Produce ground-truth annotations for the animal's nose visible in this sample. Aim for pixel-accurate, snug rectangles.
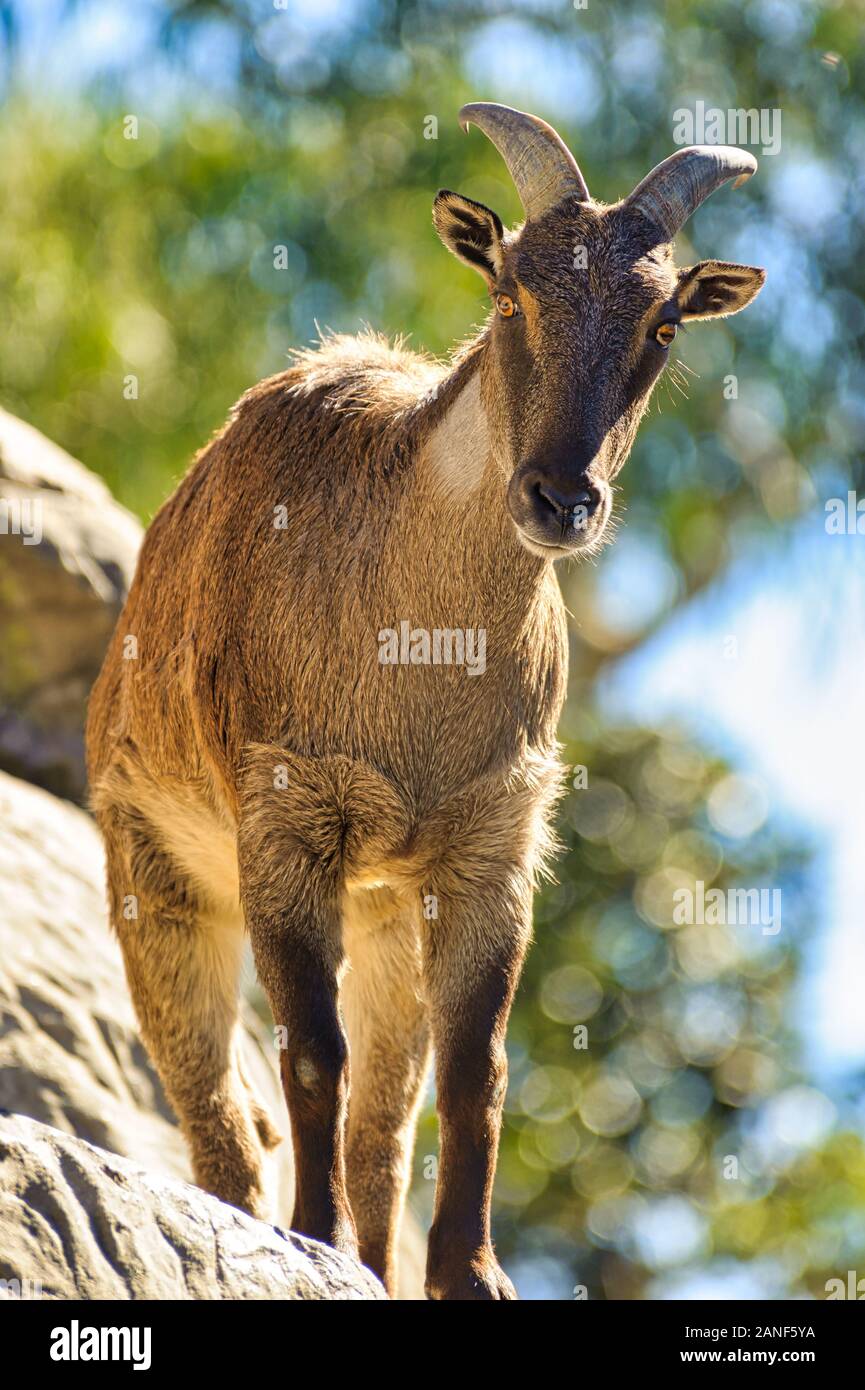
[533,479,602,522]
[507,463,608,552]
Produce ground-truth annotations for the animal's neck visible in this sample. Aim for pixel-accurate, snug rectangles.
[401,342,550,621]
[368,344,567,764]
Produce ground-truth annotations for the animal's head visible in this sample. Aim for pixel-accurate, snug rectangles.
[433,103,765,559]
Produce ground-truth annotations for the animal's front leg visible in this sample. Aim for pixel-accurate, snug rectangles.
[241,879,357,1253]
[251,915,357,1255]
[423,876,531,1301]
[237,741,414,1263]
[237,754,358,1258]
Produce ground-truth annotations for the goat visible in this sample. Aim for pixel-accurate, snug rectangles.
[86,103,764,1300]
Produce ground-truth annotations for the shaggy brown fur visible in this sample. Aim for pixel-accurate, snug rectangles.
[86,158,763,1299]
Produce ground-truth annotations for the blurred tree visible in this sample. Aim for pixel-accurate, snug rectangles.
[2,0,864,1298]
[414,718,825,1299]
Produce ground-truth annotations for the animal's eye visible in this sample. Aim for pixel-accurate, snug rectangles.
[654,321,677,347]
[495,293,518,318]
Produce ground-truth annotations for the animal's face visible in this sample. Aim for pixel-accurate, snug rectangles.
[433,107,765,559]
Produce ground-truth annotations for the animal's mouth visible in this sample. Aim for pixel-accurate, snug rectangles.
[512,497,612,561]
[516,533,581,560]
[516,532,604,561]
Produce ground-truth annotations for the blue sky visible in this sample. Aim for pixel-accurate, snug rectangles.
[600,516,865,1078]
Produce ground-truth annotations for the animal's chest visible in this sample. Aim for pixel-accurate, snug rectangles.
[281,607,566,805]
[254,539,569,859]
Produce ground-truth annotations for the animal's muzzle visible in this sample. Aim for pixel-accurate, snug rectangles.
[507,463,608,553]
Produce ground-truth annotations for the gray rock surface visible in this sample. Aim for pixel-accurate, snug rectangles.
[0,1113,386,1300]
[0,769,426,1298]
[0,407,142,801]
[0,769,292,1222]
[0,410,426,1299]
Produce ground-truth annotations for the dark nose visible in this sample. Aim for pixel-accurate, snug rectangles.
[534,479,602,523]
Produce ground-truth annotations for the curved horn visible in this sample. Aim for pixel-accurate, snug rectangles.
[459,102,589,220]
[625,145,758,240]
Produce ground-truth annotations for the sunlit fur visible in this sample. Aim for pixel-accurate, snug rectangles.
[86,173,763,1301]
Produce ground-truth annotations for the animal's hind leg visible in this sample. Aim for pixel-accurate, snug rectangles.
[100,816,273,1217]
[342,889,430,1296]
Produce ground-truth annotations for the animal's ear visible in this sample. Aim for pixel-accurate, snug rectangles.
[676,260,766,321]
[433,189,505,287]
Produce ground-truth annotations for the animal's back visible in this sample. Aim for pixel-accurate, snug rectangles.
[86,336,445,792]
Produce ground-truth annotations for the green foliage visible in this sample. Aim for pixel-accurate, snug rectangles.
[414,720,828,1298]
[3,0,864,1298]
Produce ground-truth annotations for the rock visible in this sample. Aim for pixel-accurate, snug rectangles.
[0,1114,386,1300]
[0,768,294,1222]
[0,411,427,1298]
[0,407,142,802]
[0,769,426,1297]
